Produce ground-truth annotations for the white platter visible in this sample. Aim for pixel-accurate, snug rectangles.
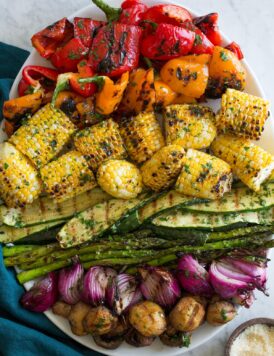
[1,1,274,355]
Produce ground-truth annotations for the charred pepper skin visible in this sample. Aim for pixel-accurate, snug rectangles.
[225,41,244,60]
[141,23,195,61]
[74,17,106,48]
[193,13,222,46]
[182,20,214,55]
[51,38,89,73]
[88,23,142,77]
[141,4,192,26]
[31,18,74,59]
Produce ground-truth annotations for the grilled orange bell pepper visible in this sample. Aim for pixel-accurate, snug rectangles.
[119,68,155,114]
[154,79,177,108]
[207,46,246,97]
[3,91,43,121]
[160,54,211,98]
[95,71,129,115]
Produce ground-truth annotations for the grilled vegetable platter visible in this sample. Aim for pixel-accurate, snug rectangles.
[1,0,274,353]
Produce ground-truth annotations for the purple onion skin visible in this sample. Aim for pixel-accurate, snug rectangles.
[177,255,213,297]
[82,267,117,306]
[58,262,84,305]
[209,261,251,299]
[20,272,58,312]
[216,261,254,284]
[225,258,267,291]
[209,258,268,299]
[107,273,142,315]
[140,267,181,307]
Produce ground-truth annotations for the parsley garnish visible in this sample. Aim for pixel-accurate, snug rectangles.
[220,51,229,61]
[221,308,228,321]
[182,334,191,348]
[184,164,191,173]
[194,34,202,46]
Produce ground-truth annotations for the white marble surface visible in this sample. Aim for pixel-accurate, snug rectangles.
[0,1,274,355]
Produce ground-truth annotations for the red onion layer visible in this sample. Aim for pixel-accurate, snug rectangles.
[58,262,84,304]
[107,273,142,314]
[139,266,180,307]
[20,272,58,312]
[82,266,117,306]
[177,255,213,297]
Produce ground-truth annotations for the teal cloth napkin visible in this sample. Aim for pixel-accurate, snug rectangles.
[0,42,102,356]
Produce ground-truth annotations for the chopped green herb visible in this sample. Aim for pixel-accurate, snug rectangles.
[221,308,228,321]
[220,51,229,61]
[194,34,202,46]
[77,19,84,29]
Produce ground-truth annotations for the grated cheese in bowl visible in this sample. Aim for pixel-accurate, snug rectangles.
[230,323,274,356]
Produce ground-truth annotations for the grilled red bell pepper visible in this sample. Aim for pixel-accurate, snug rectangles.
[119,0,148,25]
[69,60,98,97]
[17,65,59,96]
[141,4,192,26]
[225,41,244,60]
[141,23,195,61]
[193,13,222,46]
[31,18,74,59]
[192,29,214,55]
[74,17,106,48]
[51,38,89,72]
[52,73,105,107]
[92,0,147,25]
[88,23,142,77]
[182,20,214,55]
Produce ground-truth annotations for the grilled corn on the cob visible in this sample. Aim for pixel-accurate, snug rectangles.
[141,145,185,191]
[97,160,143,199]
[0,142,42,207]
[164,104,216,149]
[175,148,233,199]
[74,119,127,171]
[216,88,270,140]
[40,151,96,202]
[9,103,76,168]
[211,134,274,191]
[119,112,165,164]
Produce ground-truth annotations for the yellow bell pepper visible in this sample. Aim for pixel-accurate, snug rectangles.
[96,72,129,115]
[160,54,211,98]
[119,68,156,114]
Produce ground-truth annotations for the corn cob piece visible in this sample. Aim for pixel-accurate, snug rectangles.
[0,143,42,207]
[97,159,143,199]
[164,104,217,149]
[175,149,233,199]
[119,112,165,164]
[9,103,76,168]
[40,151,96,202]
[141,145,185,191]
[211,134,274,192]
[216,88,270,140]
[74,119,127,171]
